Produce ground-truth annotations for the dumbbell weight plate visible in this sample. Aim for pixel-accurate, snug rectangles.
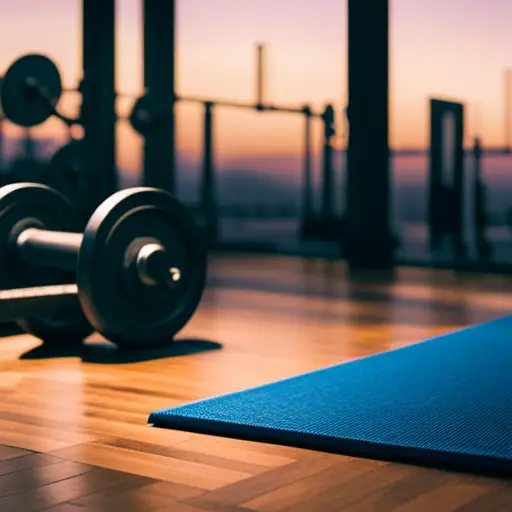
[0,183,93,342]
[17,286,93,344]
[0,54,63,128]
[0,183,77,289]
[43,141,89,223]
[77,188,207,347]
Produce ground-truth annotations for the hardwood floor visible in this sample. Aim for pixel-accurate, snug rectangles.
[0,254,511,511]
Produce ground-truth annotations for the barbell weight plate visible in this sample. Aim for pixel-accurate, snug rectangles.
[77,188,207,347]
[42,140,88,220]
[13,284,94,344]
[17,307,93,344]
[0,54,63,128]
[0,184,94,342]
[129,93,157,137]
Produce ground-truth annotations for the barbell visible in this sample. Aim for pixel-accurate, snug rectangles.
[0,53,157,132]
[0,54,166,203]
[0,183,207,347]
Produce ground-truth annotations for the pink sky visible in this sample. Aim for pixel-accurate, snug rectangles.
[1,0,511,173]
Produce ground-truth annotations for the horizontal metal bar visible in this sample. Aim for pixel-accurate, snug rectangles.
[175,94,321,116]
[0,284,79,323]
[337,148,512,156]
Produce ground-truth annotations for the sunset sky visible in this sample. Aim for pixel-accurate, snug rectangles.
[1,0,512,176]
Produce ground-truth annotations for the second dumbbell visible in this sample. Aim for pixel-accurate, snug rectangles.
[0,183,207,347]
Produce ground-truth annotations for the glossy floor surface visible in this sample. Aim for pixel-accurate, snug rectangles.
[1,254,512,511]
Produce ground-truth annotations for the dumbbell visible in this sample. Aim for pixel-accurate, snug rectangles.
[0,183,207,347]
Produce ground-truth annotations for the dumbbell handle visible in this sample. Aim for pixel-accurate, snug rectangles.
[15,227,182,287]
[0,284,78,323]
[16,228,82,271]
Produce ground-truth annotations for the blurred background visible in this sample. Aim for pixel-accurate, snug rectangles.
[1,0,512,269]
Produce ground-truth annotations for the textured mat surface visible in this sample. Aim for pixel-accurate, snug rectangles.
[149,316,512,475]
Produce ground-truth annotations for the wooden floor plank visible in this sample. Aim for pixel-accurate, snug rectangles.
[0,255,511,511]
[50,442,251,490]
[70,478,204,511]
[0,452,70,476]
[0,467,140,512]
[0,445,32,461]
[239,458,387,511]
[0,459,96,498]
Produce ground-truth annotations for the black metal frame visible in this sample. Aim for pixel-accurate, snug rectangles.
[4,0,510,275]
[428,99,465,259]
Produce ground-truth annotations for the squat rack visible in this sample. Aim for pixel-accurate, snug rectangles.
[82,0,337,243]
[2,0,395,269]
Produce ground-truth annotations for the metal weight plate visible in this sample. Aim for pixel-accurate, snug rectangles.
[77,188,207,347]
[18,306,93,344]
[0,183,93,343]
[0,183,77,289]
[15,285,93,344]
[42,141,88,218]
[0,54,63,127]
[129,93,159,137]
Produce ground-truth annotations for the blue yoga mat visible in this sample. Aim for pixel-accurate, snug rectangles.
[149,316,512,475]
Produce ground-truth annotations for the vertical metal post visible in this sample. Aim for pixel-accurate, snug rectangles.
[300,106,313,237]
[23,129,34,162]
[256,44,265,109]
[451,104,466,261]
[320,104,335,222]
[81,0,117,216]
[429,99,465,261]
[0,116,4,179]
[473,137,491,262]
[428,100,444,253]
[0,76,3,180]
[346,0,393,268]
[201,101,218,244]
[142,0,176,193]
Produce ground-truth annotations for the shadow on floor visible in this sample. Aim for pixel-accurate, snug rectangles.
[19,338,223,364]
[0,322,24,338]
